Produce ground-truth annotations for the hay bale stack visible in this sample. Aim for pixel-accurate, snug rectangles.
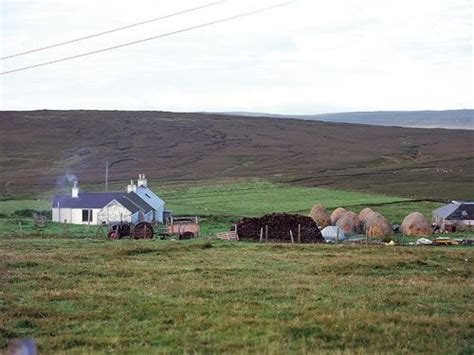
[331,207,347,224]
[336,211,361,234]
[364,212,393,237]
[401,212,432,236]
[309,204,332,228]
[358,207,374,224]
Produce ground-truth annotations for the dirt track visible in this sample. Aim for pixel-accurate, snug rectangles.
[1,110,473,199]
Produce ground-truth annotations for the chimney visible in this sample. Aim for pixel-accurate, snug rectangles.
[127,180,137,193]
[72,182,79,198]
[137,173,148,188]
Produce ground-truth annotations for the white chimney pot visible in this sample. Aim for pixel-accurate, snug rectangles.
[137,173,148,187]
[72,182,79,198]
[127,179,137,193]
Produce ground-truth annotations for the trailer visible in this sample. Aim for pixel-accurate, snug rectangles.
[160,216,200,239]
[107,214,200,241]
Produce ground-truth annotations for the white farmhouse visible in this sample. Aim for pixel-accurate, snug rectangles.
[52,174,165,225]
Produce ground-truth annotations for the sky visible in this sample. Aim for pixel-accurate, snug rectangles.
[0,0,472,114]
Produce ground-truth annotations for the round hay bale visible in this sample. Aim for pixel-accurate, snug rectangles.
[330,207,347,224]
[364,212,393,237]
[336,211,361,234]
[309,204,331,228]
[361,211,380,232]
[401,212,432,236]
[358,207,374,224]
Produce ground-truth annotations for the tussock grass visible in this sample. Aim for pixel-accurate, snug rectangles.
[1,238,473,353]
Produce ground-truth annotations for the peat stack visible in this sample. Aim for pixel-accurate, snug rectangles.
[237,213,323,243]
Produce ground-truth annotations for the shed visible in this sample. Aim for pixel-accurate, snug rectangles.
[433,201,474,232]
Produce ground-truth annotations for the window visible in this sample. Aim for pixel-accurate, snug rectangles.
[82,209,93,222]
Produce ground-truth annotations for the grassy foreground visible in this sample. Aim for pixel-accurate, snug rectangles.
[1,238,473,353]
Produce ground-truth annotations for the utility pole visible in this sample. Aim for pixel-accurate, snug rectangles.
[105,160,109,191]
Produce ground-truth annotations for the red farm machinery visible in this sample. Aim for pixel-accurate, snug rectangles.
[107,216,200,240]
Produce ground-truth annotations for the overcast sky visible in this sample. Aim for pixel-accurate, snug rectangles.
[0,0,472,113]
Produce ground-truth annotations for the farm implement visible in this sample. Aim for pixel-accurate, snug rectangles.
[107,216,200,240]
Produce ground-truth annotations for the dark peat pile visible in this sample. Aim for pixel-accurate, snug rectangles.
[237,213,323,243]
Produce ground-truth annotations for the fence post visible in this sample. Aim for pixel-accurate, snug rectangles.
[18,221,24,237]
[290,230,294,244]
[298,224,301,243]
[63,220,68,238]
[260,228,264,243]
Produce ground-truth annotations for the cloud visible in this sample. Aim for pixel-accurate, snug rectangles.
[0,0,472,113]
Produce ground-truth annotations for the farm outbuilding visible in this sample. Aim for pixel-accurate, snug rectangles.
[52,174,165,225]
[433,201,474,232]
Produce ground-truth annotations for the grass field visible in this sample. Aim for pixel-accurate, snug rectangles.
[0,180,459,241]
[2,181,473,353]
[1,238,473,353]
[0,180,444,239]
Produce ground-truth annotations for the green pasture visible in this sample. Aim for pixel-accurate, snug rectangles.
[0,180,446,239]
[1,239,473,353]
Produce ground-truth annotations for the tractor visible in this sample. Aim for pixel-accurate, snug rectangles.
[107,221,154,240]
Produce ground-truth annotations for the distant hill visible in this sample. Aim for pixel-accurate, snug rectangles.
[226,110,474,130]
[0,110,473,199]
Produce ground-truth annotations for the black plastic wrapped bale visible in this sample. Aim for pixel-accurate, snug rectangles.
[236,213,324,243]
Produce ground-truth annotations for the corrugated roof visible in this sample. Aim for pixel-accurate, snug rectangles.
[433,201,474,220]
[52,192,124,209]
[433,203,459,219]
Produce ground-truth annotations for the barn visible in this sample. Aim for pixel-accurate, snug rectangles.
[432,201,474,232]
[52,174,165,225]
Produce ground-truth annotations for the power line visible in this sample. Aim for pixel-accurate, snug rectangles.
[0,1,225,60]
[1,1,294,76]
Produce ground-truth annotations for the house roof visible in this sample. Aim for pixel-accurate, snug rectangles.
[52,192,125,209]
[135,186,165,211]
[118,193,154,213]
[433,201,474,220]
[114,197,140,214]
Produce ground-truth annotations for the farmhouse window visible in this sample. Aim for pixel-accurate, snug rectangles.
[82,209,93,222]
